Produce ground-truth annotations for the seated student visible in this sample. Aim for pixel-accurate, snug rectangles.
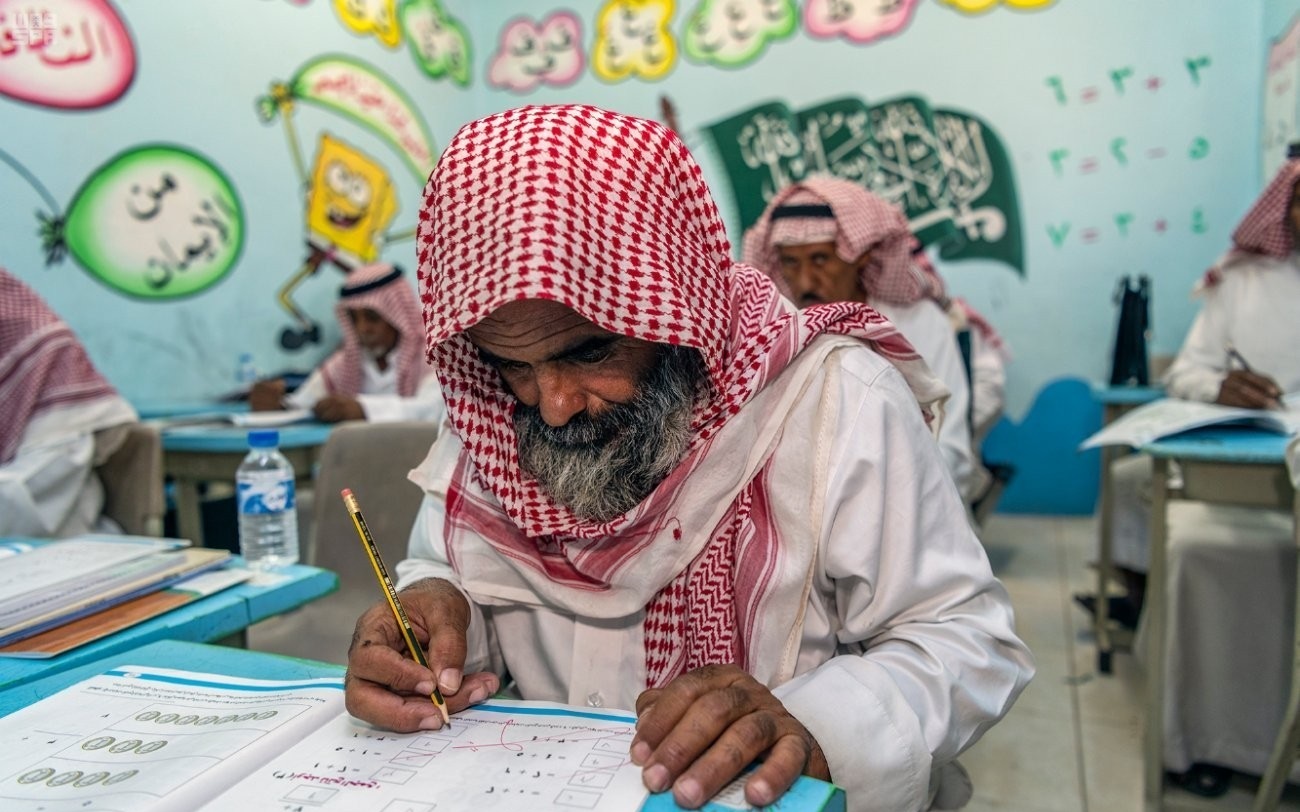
[740,177,982,503]
[0,268,139,537]
[250,263,445,424]
[1079,158,1300,632]
[1081,159,1300,796]
[344,104,1033,812]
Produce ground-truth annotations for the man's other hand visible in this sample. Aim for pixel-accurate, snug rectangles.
[631,664,830,810]
[344,577,498,732]
[1216,369,1283,409]
[313,395,366,422]
[248,379,286,411]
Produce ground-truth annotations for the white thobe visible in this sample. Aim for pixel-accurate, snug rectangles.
[397,346,1033,812]
[871,298,980,502]
[967,328,1006,446]
[0,397,137,537]
[286,356,446,424]
[1106,257,1300,776]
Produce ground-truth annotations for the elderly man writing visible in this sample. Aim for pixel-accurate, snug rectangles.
[345,105,1033,812]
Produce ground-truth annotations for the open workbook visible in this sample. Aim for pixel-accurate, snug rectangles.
[1080,394,1300,450]
[0,666,845,812]
[152,408,315,429]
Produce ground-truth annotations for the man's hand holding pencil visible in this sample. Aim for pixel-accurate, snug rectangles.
[344,576,500,731]
[1218,344,1283,409]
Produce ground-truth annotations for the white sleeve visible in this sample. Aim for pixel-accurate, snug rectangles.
[1163,292,1231,403]
[357,371,447,424]
[907,309,979,501]
[0,434,96,537]
[772,362,1033,811]
[395,431,494,676]
[969,333,1006,442]
[283,369,328,410]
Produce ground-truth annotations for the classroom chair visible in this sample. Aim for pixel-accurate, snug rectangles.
[246,420,440,663]
[98,423,165,537]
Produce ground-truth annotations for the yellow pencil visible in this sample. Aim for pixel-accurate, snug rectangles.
[341,488,450,726]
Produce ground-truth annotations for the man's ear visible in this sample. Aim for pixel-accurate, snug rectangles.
[853,250,872,272]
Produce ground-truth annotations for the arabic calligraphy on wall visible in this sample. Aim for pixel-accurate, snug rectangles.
[702,96,1024,275]
[0,0,135,109]
[30,145,245,299]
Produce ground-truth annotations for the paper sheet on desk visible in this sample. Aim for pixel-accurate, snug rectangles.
[204,699,651,812]
[154,408,313,430]
[1080,397,1300,450]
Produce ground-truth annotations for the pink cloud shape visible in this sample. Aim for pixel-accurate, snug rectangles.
[0,0,136,109]
[488,12,584,92]
[803,0,920,44]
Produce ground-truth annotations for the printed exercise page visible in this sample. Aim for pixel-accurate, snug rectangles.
[0,666,344,812]
[202,699,651,812]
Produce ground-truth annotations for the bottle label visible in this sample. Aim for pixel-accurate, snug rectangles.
[237,471,295,515]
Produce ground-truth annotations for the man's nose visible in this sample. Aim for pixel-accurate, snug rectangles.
[533,367,588,427]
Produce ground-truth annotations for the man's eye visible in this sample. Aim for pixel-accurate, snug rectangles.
[571,345,615,364]
[496,360,529,372]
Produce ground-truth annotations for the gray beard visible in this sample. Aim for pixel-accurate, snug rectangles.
[513,345,709,523]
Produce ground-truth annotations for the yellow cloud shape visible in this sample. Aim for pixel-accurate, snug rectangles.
[938,0,1054,14]
[333,0,401,48]
[592,0,677,82]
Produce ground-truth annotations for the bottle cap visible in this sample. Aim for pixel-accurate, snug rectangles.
[248,429,279,448]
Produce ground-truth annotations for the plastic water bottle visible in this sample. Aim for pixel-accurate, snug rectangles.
[236,353,258,387]
[236,430,300,570]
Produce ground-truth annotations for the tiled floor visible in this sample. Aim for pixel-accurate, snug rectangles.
[964,514,1300,812]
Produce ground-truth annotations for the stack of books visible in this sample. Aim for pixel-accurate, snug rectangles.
[0,535,240,658]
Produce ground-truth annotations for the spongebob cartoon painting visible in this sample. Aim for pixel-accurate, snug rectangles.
[277,134,399,348]
[258,56,436,349]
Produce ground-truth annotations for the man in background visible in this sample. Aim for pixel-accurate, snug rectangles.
[251,262,444,424]
[742,177,982,504]
[0,268,139,537]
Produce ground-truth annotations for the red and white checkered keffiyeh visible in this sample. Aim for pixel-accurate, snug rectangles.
[319,263,430,398]
[0,269,123,464]
[1201,159,1300,290]
[741,175,926,305]
[417,104,946,687]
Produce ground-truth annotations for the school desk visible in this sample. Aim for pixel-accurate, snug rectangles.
[1091,384,1165,674]
[0,556,338,694]
[0,640,846,811]
[162,422,334,547]
[1136,427,1297,812]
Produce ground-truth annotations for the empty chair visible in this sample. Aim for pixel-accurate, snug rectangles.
[247,420,440,662]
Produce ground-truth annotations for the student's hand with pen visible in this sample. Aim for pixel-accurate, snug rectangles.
[344,577,500,731]
[249,379,286,411]
[313,395,366,423]
[630,664,831,810]
[1216,369,1283,409]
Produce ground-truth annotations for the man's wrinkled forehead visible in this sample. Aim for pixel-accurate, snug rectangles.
[464,299,609,355]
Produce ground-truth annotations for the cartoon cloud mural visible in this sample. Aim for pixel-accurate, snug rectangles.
[401,0,470,86]
[938,0,1054,13]
[0,0,135,109]
[592,0,677,82]
[803,0,920,44]
[0,144,244,299]
[683,0,796,68]
[258,54,436,347]
[333,0,401,48]
[488,13,584,92]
